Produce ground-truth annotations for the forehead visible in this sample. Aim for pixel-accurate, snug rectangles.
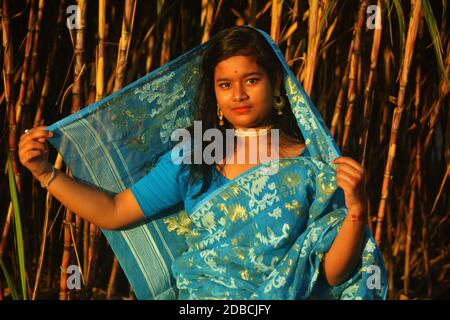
[214,55,265,79]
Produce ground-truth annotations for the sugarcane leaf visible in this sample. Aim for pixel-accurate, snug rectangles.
[393,0,406,54]
[0,257,19,300]
[7,152,28,300]
[318,0,337,38]
[421,0,450,88]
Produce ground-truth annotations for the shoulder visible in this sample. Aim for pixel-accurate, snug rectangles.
[166,140,193,165]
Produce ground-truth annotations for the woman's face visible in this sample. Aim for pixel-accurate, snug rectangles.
[214,55,275,129]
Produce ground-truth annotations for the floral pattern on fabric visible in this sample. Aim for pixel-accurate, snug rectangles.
[169,156,387,299]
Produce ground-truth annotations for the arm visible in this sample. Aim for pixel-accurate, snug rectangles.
[19,126,145,230]
[322,206,366,286]
[322,156,368,286]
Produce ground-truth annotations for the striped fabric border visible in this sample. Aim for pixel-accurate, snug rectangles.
[49,117,188,300]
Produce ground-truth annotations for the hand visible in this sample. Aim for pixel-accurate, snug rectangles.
[18,126,54,181]
[332,156,367,214]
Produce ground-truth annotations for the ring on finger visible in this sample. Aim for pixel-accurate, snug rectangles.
[25,129,31,135]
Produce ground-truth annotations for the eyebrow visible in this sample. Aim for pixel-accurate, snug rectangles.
[215,71,262,82]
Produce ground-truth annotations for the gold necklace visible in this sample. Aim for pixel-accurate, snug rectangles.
[234,125,273,137]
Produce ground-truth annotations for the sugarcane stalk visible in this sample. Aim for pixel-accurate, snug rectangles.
[20,0,45,133]
[330,39,354,138]
[34,0,66,127]
[3,0,21,194]
[74,215,82,267]
[375,0,422,244]
[361,0,383,167]
[81,205,89,282]
[159,16,172,66]
[106,256,119,299]
[412,16,433,298]
[14,0,36,125]
[270,0,284,44]
[283,0,298,62]
[46,203,57,291]
[378,48,394,144]
[303,0,319,95]
[201,0,214,44]
[145,31,155,74]
[95,0,106,101]
[59,190,73,299]
[113,0,136,92]
[385,201,395,295]
[32,155,63,300]
[248,0,257,27]
[71,0,86,113]
[106,0,137,297]
[403,170,416,296]
[417,142,433,298]
[86,222,100,293]
[341,0,368,153]
[422,38,450,153]
[82,0,105,294]
[59,0,86,300]
[0,203,13,258]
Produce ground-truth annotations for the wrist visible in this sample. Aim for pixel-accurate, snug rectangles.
[36,164,53,185]
[346,205,367,224]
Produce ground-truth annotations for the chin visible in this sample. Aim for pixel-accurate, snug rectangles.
[228,119,260,128]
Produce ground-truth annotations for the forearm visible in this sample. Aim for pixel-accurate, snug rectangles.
[322,207,366,286]
[36,166,119,230]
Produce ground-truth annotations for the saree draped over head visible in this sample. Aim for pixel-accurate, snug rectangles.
[46,26,387,300]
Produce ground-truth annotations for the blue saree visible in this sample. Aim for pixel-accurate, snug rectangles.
[45,26,387,299]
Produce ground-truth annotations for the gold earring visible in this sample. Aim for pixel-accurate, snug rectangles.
[273,90,285,115]
[217,104,224,126]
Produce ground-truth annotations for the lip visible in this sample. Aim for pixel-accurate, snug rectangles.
[232,106,251,113]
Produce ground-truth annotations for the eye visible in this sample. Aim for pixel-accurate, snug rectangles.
[218,82,230,89]
[246,78,259,85]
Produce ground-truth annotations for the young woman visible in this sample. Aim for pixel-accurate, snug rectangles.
[18,26,386,299]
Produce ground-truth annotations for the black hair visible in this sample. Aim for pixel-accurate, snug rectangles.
[178,26,304,199]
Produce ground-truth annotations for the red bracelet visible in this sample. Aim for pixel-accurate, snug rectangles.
[350,212,366,223]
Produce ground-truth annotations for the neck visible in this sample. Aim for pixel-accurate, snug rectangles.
[234,125,273,137]
[231,126,280,164]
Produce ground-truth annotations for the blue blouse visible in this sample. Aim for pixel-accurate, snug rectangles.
[130,147,310,219]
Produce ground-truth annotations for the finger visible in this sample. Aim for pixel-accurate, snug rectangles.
[21,141,47,154]
[20,126,49,139]
[333,156,362,170]
[19,129,53,147]
[23,127,53,141]
[336,164,363,178]
[20,148,46,163]
[336,171,357,186]
[332,157,364,173]
[23,150,45,163]
[336,177,354,191]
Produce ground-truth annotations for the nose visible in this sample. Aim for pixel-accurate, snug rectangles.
[232,83,248,101]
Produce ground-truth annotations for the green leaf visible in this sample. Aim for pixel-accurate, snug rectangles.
[7,152,28,300]
[317,0,337,38]
[393,0,406,55]
[0,257,19,300]
[421,0,450,88]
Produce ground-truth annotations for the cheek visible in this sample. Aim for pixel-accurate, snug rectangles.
[254,85,273,107]
[214,88,223,105]
[215,89,232,106]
